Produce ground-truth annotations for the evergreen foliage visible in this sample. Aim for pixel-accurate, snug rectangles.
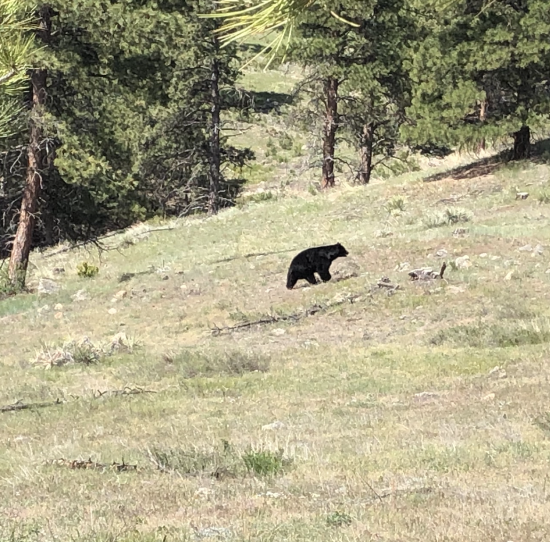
[289,0,412,184]
[0,0,253,256]
[404,0,550,159]
[0,0,37,139]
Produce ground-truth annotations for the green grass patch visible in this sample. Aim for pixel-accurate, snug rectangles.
[168,349,270,379]
[430,318,550,348]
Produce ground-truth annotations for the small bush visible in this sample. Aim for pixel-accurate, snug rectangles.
[266,138,278,158]
[385,195,406,214]
[33,337,103,367]
[308,183,319,196]
[108,331,140,354]
[445,207,473,224]
[148,440,243,477]
[237,191,275,207]
[423,207,472,229]
[279,133,294,151]
[242,447,291,476]
[534,412,550,435]
[174,349,270,379]
[77,262,99,278]
[32,332,139,368]
[149,441,291,478]
[326,511,353,528]
[292,142,303,157]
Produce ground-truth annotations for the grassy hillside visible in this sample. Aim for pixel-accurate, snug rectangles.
[3,45,550,540]
[2,140,550,540]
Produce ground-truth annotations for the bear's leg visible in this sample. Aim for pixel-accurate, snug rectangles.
[305,274,318,285]
[318,262,332,282]
[286,273,298,289]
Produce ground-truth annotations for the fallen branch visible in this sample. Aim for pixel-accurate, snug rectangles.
[93,386,156,398]
[134,226,174,235]
[47,457,138,472]
[2,386,156,414]
[42,235,115,259]
[375,277,400,293]
[0,398,64,413]
[211,297,360,336]
[212,313,301,335]
[437,194,464,204]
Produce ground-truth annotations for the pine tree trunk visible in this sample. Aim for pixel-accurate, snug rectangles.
[512,125,530,160]
[476,99,487,152]
[321,77,339,189]
[8,5,52,288]
[358,123,374,184]
[208,53,221,216]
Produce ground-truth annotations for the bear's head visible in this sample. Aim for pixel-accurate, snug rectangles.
[336,243,349,257]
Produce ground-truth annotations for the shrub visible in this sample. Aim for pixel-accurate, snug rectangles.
[148,440,243,477]
[537,190,550,204]
[77,262,99,278]
[423,207,472,228]
[384,195,406,214]
[326,511,353,528]
[242,447,291,476]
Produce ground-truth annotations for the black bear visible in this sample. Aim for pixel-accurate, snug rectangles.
[286,243,349,290]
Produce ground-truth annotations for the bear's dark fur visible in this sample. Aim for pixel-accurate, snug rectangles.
[286,243,349,290]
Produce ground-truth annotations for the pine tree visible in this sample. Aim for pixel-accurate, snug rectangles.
[1,0,253,271]
[0,0,37,140]
[405,0,550,159]
[7,4,52,288]
[289,2,352,188]
[290,0,411,186]
[338,0,411,184]
[138,0,253,216]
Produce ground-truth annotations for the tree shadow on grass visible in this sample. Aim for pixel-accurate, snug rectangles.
[423,138,550,184]
[423,150,509,183]
[226,88,295,114]
[532,138,550,164]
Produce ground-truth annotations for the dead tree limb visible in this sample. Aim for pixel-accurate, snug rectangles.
[93,387,156,398]
[211,297,360,336]
[47,457,137,472]
[0,398,64,413]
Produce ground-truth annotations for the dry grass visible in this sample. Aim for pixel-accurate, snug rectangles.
[2,153,550,541]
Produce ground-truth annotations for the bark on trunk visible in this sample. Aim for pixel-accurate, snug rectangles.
[476,99,487,153]
[512,125,530,160]
[321,77,339,189]
[208,53,221,216]
[358,123,374,184]
[8,6,52,288]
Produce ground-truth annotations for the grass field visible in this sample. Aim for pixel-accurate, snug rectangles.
[2,147,550,541]
[3,54,550,540]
